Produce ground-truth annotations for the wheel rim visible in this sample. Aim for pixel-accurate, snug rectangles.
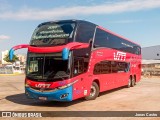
[128,78,131,86]
[132,78,135,85]
[90,85,96,97]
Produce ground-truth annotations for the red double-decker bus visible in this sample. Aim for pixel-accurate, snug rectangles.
[9,20,141,101]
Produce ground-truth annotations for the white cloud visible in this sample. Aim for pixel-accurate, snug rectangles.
[0,0,160,20]
[110,19,143,24]
[0,35,10,40]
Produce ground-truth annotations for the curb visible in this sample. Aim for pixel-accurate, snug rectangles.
[0,74,24,76]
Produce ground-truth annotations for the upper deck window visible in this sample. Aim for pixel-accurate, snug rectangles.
[30,22,75,46]
[94,28,141,55]
[75,22,96,43]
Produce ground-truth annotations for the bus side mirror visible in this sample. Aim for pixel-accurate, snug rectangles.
[9,44,29,60]
[62,48,69,60]
[9,48,14,60]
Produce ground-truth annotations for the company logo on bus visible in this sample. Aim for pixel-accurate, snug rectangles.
[114,51,126,61]
[35,84,51,88]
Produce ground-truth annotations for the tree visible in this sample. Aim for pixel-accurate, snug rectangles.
[3,53,19,63]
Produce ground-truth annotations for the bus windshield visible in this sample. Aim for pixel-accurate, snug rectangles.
[30,22,75,46]
[26,53,70,81]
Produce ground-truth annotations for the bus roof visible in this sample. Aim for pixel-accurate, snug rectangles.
[38,19,97,27]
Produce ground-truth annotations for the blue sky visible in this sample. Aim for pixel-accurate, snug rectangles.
[0,0,160,58]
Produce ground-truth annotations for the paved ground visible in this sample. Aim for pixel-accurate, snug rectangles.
[0,75,160,120]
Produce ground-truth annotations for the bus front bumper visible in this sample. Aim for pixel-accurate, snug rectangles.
[25,86,73,101]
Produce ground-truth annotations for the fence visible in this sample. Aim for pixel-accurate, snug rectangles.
[142,63,160,78]
[0,67,13,74]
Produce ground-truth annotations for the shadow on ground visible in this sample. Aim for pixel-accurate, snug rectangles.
[5,93,84,107]
[5,86,128,107]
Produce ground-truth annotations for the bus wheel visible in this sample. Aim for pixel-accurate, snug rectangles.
[131,76,135,87]
[127,77,131,88]
[85,82,99,100]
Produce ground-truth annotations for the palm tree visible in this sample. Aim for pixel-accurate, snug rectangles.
[3,53,19,63]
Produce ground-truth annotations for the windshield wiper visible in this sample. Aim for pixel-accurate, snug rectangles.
[49,72,69,80]
[54,74,65,80]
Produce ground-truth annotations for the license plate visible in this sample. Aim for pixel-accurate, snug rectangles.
[39,97,47,100]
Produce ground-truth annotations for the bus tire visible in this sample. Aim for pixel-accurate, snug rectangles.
[127,77,132,88]
[131,76,136,87]
[85,82,99,100]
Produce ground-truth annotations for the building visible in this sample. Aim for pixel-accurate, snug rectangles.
[1,50,26,64]
[1,50,26,74]
[17,54,26,63]
[142,45,160,60]
[1,50,11,65]
[142,45,160,76]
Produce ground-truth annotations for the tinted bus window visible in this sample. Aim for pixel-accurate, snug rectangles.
[93,60,129,75]
[94,28,141,55]
[94,29,109,48]
[76,22,95,43]
[93,61,111,74]
[111,61,129,73]
[73,58,84,76]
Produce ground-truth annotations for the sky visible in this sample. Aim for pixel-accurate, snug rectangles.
[0,0,160,59]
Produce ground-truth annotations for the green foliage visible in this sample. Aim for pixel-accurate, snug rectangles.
[3,53,19,63]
